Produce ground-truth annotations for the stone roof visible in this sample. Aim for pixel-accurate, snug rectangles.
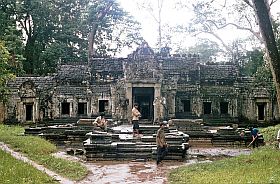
[200,64,238,84]
[56,64,90,85]
[7,77,54,93]
[54,86,89,96]
[90,58,124,83]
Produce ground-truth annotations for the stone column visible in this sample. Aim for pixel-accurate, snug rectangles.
[126,83,132,122]
[154,84,161,121]
[169,91,176,118]
[111,88,116,119]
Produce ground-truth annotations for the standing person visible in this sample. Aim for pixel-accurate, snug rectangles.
[93,112,108,131]
[249,127,259,148]
[132,103,141,137]
[156,122,168,165]
[277,129,280,149]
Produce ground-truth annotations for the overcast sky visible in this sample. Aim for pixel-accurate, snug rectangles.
[117,0,280,56]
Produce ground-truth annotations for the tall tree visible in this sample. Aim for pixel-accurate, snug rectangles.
[136,0,165,50]
[14,0,90,74]
[87,0,114,60]
[175,0,266,63]
[175,38,222,63]
[0,41,15,102]
[87,0,143,60]
[240,49,265,76]
[250,0,280,114]
[0,0,25,75]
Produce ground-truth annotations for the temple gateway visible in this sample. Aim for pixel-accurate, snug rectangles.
[1,44,278,124]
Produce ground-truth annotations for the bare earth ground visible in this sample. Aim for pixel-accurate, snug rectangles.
[0,142,252,184]
[54,147,252,184]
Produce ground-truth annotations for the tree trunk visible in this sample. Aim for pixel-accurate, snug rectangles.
[24,36,36,74]
[252,0,280,115]
[88,29,95,62]
[87,1,113,62]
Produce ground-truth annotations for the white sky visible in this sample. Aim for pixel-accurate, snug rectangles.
[117,0,280,56]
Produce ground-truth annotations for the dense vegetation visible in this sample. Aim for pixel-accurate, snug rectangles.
[0,125,88,181]
[169,124,280,184]
[0,0,142,75]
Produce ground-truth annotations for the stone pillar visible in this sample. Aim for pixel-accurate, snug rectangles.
[126,83,132,122]
[111,88,116,119]
[153,84,161,121]
[169,91,176,118]
[34,100,38,123]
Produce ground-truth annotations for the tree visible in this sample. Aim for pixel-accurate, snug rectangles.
[240,49,265,76]
[13,0,90,74]
[136,0,165,50]
[87,0,143,60]
[1,0,142,75]
[175,38,223,63]
[174,0,267,63]
[0,41,15,102]
[0,0,25,75]
[250,0,280,114]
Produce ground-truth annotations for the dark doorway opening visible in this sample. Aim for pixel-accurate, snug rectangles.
[78,103,87,115]
[26,104,33,121]
[203,102,211,114]
[61,102,70,115]
[99,100,108,113]
[220,102,229,114]
[182,100,191,112]
[133,87,154,120]
[258,103,265,120]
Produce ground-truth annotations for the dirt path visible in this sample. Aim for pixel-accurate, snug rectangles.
[54,151,186,184]
[0,142,74,184]
[53,147,252,184]
[0,142,252,184]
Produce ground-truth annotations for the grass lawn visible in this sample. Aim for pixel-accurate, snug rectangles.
[169,125,280,184]
[0,149,58,184]
[0,124,88,181]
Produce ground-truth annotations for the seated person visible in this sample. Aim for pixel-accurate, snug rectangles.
[93,112,107,131]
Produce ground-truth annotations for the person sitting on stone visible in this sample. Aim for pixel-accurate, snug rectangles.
[93,112,107,131]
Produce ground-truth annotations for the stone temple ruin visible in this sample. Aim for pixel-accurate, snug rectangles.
[1,43,278,124]
[0,43,270,160]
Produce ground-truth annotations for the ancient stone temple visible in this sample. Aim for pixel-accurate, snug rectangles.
[1,43,278,124]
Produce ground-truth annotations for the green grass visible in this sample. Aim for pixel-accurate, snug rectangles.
[169,124,280,184]
[0,149,58,184]
[0,124,88,181]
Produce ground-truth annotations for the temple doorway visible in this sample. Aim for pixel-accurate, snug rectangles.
[132,87,154,120]
[25,104,33,121]
[257,103,266,121]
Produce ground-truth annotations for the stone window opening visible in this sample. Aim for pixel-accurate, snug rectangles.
[78,103,87,115]
[203,102,211,114]
[220,102,229,114]
[61,102,70,115]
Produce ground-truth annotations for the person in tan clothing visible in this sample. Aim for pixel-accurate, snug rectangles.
[93,112,107,131]
[156,122,168,165]
[132,103,141,137]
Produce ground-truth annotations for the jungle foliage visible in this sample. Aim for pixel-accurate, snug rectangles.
[0,0,142,75]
